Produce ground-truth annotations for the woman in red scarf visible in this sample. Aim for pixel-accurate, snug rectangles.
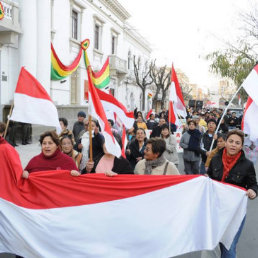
[207,129,257,258]
[23,131,78,178]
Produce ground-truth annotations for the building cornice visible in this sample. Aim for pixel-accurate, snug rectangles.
[124,26,152,54]
[98,0,130,21]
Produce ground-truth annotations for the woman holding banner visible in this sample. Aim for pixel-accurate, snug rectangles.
[22,131,78,178]
[207,129,257,258]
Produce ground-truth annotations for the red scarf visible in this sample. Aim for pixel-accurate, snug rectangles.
[221,148,241,182]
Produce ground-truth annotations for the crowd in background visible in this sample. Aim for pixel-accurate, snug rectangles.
[1,104,258,258]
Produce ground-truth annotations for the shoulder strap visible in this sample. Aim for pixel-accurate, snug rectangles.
[163,161,169,175]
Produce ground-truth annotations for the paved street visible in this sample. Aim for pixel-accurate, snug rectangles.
[1,142,258,258]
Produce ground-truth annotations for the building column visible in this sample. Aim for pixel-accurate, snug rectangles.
[37,0,51,93]
[19,0,37,76]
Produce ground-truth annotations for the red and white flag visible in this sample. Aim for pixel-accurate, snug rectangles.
[87,69,121,157]
[94,87,135,129]
[242,97,258,141]
[241,65,258,140]
[146,109,153,120]
[121,124,127,158]
[10,67,61,131]
[0,145,247,258]
[169,65,187,124]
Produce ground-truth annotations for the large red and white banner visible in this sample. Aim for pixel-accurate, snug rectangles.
[0,142,247,258]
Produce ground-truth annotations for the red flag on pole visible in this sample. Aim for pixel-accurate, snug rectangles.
[169,65,187,125]
[146,109,152,120]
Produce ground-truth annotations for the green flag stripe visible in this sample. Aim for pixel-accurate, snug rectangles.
[94,76,110,89]
[51,65,66,80]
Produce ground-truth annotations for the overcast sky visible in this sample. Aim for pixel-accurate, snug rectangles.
[119,0,255,92]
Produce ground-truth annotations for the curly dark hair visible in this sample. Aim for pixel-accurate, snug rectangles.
[39,131,60,146]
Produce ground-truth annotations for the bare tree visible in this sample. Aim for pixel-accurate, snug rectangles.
[150,61,171,109]
[181,83,192,101]
[133,56,153,111]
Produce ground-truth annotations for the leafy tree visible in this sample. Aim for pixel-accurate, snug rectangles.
[207,5,258,102]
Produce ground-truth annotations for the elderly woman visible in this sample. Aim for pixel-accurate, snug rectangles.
[134,137,179,175]
[60,136,82,169]
[207,129,258,258]
[180,119,201,174]
[126,128,147,169]
[23,131,78,178]
[160,124,179,168]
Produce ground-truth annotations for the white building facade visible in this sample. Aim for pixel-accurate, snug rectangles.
[0,0,152,122]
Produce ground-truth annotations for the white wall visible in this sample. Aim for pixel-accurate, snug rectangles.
[1,0,152,114]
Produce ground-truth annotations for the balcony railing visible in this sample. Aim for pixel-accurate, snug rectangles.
[0,0,21,34]
[109,55,127,75]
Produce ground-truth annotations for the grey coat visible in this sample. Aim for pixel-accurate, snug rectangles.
[179,131,200,162]
[163,135,179,165]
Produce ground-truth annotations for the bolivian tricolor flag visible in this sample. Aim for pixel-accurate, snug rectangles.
[83,50,110,89]
[51,43,82,80]
[0,2,4,20]
[147,92,153,99]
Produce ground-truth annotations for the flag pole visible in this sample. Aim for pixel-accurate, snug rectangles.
[168,103,171,133]
[88,115,93,162]
[85,50,93,162]
[3,104,14,139]
[209,84,244,151]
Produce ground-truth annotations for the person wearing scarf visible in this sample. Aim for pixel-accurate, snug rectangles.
[134,137,179,175]
[207,129,257,258]
[23,131,78,178]
[60,136,82,169]
[180,119,201,174]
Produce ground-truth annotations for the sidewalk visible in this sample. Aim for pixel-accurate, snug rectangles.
[16,142,41,168]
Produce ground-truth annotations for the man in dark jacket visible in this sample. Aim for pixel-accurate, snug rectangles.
[73,111,86,142]
[150,118,167,138]
[146,114,158,130]
[199,119,217,174]
[228,112,238,129]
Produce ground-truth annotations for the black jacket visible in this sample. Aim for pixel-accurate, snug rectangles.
[200,132,217,163]
[72,121,84,142]
[150,125,162,138]
[207,148,258,193]
[126,139,146,169]
[82,155,133,174]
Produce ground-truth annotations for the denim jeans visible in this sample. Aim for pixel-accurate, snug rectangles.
[199,161,206,175]
[219,217,246,258]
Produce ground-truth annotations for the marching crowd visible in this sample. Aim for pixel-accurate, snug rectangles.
[0,105,257,258]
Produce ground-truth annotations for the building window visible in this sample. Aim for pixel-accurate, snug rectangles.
[71,70,79,104]
[94,24,100,49]
[128,51,131,69]
[72,10,78,40]
[111,36,116,54]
